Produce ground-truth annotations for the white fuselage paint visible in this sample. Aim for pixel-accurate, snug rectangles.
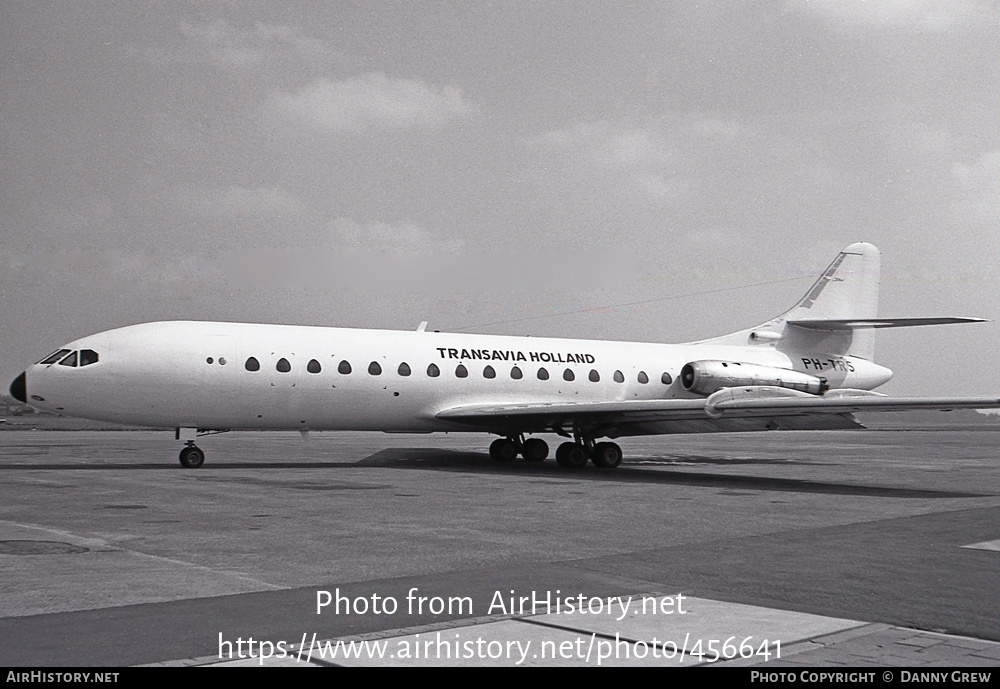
[24,321,893,432]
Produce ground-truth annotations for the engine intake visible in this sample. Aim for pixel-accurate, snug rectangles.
[680,360,827,396]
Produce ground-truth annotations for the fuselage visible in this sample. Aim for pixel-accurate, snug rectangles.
[19,320,893,432]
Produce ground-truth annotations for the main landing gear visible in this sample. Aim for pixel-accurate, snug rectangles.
[555,440,622,469]
[489,436,549,462]
[489,435,623,469]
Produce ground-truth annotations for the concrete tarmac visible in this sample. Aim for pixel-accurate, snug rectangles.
[1,428,998,667]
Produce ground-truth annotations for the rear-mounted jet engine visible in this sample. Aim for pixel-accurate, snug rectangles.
[680,360,828,396]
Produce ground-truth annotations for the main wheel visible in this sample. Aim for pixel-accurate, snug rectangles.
[489,438,518,462]
[555,442,588,468]
[521,438,549,462]
[179,445,205,469]
[591,442,623,469]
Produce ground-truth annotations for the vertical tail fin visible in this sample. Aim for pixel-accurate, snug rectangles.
[696,242,882,359]
[780,242,881,360]
[783,242,881,321]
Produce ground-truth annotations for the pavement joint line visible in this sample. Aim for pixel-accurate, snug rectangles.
[806,622,892,646]
[142,610,559,667]
[895,627,1000,647]
[139,591,689,667]
[514,616,714,664]
[713,624,887,667]
[714,640,823,667]
[0,518,285,593]
[716,624,1000,668]
[145,593,893,667]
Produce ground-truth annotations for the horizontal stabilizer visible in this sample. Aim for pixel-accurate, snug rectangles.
[788,317,988,331]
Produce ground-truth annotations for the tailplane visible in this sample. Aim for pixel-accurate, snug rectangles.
[696,242,986,359]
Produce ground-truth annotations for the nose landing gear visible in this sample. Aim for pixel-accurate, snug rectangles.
[175,428,228,468]
[179,443,205,468]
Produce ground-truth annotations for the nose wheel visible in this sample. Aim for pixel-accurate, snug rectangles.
[179,443,205,469]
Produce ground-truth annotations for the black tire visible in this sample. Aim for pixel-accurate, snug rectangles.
[555,442,587,468]
[591,442,623,469]
[521,438,549,462]
[489,438,517,462]
[179,446,205,469]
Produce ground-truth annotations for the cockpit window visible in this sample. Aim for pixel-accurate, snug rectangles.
[39,349,71,365]
[58,351,78,367]
[79,350,99,367]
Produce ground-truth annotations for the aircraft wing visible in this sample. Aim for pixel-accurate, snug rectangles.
[436,398,709,426]
[702,388,1000,416]
[434,388,1000,437]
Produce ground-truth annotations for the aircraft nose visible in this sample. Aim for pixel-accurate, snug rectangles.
[10,371,26,403]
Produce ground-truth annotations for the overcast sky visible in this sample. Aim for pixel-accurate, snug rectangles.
[2,1,998,397]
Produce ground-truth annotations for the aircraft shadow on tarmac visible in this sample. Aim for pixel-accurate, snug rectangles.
[349,448,984,499]
[0,448,985,499]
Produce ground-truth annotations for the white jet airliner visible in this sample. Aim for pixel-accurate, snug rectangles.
[9,242,999,469]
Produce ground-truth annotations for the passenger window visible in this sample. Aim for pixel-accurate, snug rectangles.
[537,367,549,380]
[338,360,352,375]
[483,365,496,379]
[38,349,70,365]
[563,368,575,381]
[307,359,322,374]
[427,363,440,377]
[277,358,291,373]
[245,357,260,371]
[613,370,625,383]
[79,350,99,367]
[58,351,78,367]
[661,372,672,385]
[398,362,411,376]
[511,366,523,380]
[456,364,468,378]
[638,371,649,384]
[368,361,382,375]
[589,369,600,382]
